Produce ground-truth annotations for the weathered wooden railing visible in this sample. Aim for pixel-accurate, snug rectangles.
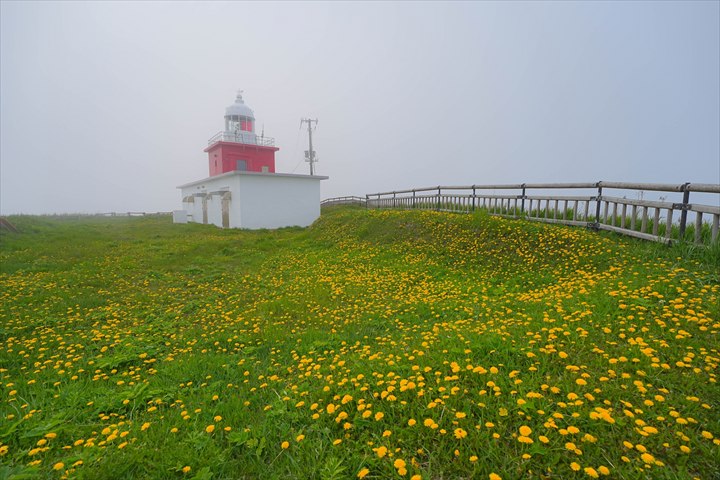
[321,196,367,207]
[362,182,720,245]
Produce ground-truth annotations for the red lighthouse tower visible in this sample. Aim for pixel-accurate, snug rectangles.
[205,91,279,176]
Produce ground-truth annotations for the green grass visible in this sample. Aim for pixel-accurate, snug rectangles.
[0,209,718,479]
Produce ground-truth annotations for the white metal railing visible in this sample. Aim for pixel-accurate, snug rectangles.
[361,182,720,246]
[207,131,275,147]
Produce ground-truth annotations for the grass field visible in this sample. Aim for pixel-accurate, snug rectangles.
[1,208,718,479]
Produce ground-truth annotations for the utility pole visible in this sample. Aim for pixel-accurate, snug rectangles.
[301,118,318,175]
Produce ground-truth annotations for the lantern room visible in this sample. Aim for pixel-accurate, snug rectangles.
[204,91,279,176]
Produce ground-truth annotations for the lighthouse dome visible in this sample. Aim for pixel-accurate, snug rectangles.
[225,91,255,119]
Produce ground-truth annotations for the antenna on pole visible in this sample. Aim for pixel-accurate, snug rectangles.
[301,118,318,175]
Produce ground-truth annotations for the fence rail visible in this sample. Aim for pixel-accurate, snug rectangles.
[349,181,720,246]
[321,196,367,207]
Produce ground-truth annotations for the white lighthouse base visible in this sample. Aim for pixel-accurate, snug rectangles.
[177,171,328,230]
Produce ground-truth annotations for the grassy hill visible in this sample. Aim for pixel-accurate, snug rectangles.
[1,209,718,479]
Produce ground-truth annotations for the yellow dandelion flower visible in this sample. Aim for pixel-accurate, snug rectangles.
[454,428,467,439]
[53,462,64,471]
[640,453,655,464]
[281,441,290,449]
[584,467,599,478]
[182,466,191,474]
[357,468,370,479]
[519,425,532,436]
[205,425,215,434]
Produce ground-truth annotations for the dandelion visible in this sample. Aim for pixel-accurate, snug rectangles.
[53,462,64,471]
[357,468,370,479]
[182,466,191,474]
[584,467,599,478]
[205,425,215,434]
[281,441,290,449]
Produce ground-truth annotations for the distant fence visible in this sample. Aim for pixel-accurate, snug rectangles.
[321,196,367,207]
[324,182,720,245]
[17,212,173,218]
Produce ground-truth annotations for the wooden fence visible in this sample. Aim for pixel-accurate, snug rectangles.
[321,196,367,207]
[325,182,720,245]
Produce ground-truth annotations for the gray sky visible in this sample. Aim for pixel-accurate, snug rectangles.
[1,1,718,215]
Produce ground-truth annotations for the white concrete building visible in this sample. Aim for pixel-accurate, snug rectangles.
[175,92,328,229]
[177,171,327,229]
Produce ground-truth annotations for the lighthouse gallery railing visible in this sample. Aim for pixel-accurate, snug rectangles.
[207,131,276,147]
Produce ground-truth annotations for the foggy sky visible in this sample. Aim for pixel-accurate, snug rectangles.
[1,1,718,215]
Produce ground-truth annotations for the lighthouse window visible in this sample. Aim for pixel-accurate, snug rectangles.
[236,160,247,171]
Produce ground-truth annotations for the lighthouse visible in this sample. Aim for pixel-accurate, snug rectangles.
[205,91,279,176]
[175,91,328,230]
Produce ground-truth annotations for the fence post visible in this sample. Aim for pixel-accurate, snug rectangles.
[412,189,416,209]
[593,182,602,229]
[678,182,691,240]
[472,185,476,212]
[437,186,441,211]
[393,192,397,209]
[520,183,526,215]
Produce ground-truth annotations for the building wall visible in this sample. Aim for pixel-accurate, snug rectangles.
[237,175,321,229]
[177,172,326,230]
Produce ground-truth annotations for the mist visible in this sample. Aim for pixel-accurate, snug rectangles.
[1,1,718,215]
